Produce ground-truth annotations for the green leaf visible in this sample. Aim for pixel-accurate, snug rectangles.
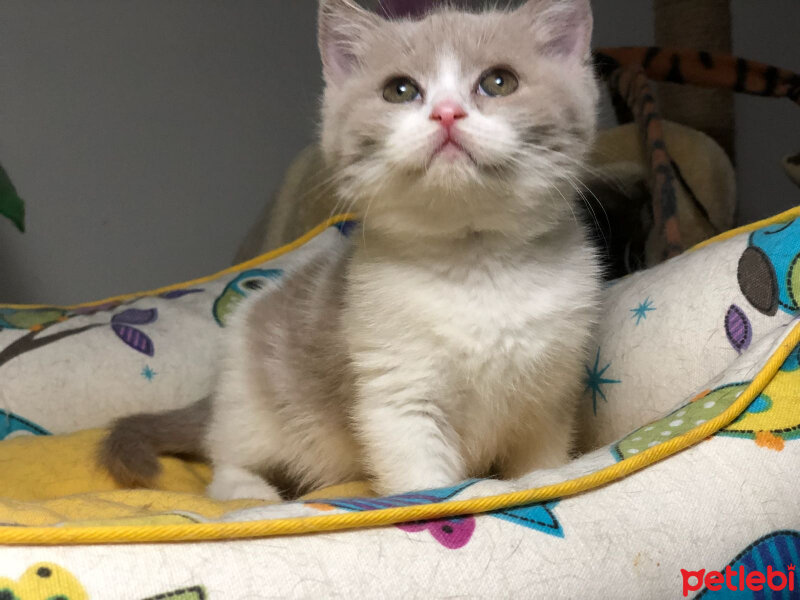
[0,163,26,232]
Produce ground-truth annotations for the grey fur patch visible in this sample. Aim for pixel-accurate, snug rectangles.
[98,397,211,488]
[521,124,558,147]
[358,135,380,156]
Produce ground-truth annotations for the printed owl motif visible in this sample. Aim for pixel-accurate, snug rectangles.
[212,268,283,326]
[737,218,800,317]
[0,308,68,331]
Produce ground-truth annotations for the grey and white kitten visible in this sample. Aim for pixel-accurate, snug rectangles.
[101,0,601,500]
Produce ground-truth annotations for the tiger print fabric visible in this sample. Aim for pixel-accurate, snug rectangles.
[593,47,800,266]
[595,47,800,105]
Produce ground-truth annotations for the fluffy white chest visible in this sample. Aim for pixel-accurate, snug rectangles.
[343,229,598,481]
[350,244,587,391]
[412,265,549,370]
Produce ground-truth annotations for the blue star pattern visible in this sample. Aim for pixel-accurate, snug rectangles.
[630,297,656,325]
[585,348,621,415]
[141,365,157,381]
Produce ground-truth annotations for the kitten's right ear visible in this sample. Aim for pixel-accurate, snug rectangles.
[318,0,380,87]
[516,0,593,62]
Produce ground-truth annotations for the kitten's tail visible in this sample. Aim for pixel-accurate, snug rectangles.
[99,397,211,487]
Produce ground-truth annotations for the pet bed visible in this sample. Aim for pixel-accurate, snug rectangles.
[0,204,799,598]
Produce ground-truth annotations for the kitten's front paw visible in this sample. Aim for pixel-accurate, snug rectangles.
[207,464,282,502]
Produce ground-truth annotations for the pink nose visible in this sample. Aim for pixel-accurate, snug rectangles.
[430,99,467,130]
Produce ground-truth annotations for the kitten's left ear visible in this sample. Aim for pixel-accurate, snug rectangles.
[517,0,593,61]
[318,0,381,86]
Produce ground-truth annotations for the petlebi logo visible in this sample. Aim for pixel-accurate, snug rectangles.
[681,564,795,596]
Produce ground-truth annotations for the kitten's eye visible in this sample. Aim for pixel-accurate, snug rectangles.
[478,68,519,97]
[383,77,421,103]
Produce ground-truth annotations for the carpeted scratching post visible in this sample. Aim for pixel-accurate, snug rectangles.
[654,0,736,162]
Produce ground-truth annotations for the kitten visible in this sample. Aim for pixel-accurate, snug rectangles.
[101,0,601,501]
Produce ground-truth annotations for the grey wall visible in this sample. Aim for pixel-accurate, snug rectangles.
[1,1,798,305]
[731,0,800,225]
[0,1,321,304]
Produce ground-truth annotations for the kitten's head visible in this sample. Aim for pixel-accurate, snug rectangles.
[318,0,598,238]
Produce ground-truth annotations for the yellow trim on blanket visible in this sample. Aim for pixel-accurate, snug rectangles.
[690,205,800,252]
[0,214,357,310]
[1,321,798,546]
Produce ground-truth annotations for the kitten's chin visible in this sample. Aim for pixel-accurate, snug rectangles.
[363,206,552,242]
[428,140,477,167]
[421,161,482,191]
[350,179,564,242]
[410,150,514,194]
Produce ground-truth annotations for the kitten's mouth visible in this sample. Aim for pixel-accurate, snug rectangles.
[429,135,477,167]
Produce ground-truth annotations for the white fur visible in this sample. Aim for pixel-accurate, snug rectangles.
[207,464,282,503]
[204,0,601,500]
[346,228,598,494]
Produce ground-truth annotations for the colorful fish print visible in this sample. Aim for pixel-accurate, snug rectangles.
[612,343,800,460]
[0,410,50,441]
[397,516,476,549]
[212,269,283,327]
[308,480,564,549]
[737,218,800,317]
[695,530,799,598]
